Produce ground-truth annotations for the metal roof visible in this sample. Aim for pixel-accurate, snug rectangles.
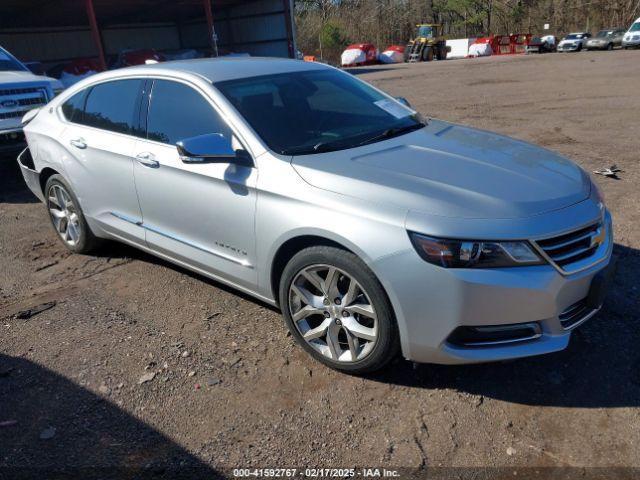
[0,0,251,29]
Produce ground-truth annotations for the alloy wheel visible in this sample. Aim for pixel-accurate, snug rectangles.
[47,184,82,247]
[288,264,378,362]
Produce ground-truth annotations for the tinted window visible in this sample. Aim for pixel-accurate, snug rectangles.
[215,69,424,155]
[82,79,143,135]
[61,90,86,123]
[146,80,231,145]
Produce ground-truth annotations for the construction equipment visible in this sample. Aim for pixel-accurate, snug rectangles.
[404,24,450,62]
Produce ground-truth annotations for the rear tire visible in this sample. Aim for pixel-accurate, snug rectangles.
[44,175,102,254]
[279,246,399,374]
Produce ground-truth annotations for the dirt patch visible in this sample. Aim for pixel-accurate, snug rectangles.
[1,51,639,474]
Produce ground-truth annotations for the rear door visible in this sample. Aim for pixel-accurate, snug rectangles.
[132,78,258,289]
[59,78,145,243]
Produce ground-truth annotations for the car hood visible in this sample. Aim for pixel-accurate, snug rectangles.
[0,70,61,87]
[291,119,590,220]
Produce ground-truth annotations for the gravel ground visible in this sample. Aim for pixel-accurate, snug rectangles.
[1,51,639,478]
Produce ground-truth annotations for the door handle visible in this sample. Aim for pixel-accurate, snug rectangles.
[135,152,159,168]
[70,138,87,149]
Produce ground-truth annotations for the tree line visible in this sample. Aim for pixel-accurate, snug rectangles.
[295,0,640,62]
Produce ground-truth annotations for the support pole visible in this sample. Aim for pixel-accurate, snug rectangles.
[283,0,295,58]
[203,0,218,57]
[85,0,107,71]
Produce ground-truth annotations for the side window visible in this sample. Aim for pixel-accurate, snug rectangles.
[61,90,87,124]
[82,79,143,135]
[146,80,231,145]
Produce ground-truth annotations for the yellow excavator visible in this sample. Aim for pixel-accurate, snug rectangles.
[404,24,450,62]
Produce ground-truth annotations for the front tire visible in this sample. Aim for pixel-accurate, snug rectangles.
[279,246,399,374]
[44,175,102,254]
[421,47,433,62]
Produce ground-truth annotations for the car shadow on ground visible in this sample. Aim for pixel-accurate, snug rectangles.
[0,354,222,479]
[367,243,640,409]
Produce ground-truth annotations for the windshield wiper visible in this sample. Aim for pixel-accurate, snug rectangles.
[356,122,426,148]
[280,121,426,156]
[281,141,345,156]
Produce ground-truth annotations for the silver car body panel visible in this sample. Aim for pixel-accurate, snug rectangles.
[20,58,613,364]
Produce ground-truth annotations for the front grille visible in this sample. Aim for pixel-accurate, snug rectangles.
[0,110,29,120]
[534,222,602,271]
[0,87,42,96]
[559,298,596,330]
[1,86,48,121]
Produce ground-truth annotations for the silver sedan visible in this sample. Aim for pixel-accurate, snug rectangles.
[18,58,614,373]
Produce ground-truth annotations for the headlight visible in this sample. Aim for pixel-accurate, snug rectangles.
[591,178,605,205]
[408,232,544,268]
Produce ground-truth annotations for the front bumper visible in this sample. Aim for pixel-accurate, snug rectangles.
[623,38,640,48]
[374,210,614,365]
[558,43,580,51]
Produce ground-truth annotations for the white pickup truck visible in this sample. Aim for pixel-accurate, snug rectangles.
[1,46,63,155]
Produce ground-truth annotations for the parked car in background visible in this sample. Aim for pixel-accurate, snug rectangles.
[586,29,626,50]
[526,35,557,54]
[17,58,614,374]
[623,17,640,49]
[1,45,63,155]
[557,32,592,52]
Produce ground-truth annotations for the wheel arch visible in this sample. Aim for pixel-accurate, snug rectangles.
[268,230,382,306]
[39,167,61,196]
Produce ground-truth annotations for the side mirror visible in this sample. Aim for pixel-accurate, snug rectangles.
[176,133,253,167]
[395,96,412,108]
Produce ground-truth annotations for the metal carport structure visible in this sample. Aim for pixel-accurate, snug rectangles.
[0,0,296,72]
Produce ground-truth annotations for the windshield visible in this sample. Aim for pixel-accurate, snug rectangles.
[418,26,434,38]
[565,34,583,40]
[0,48,28,72]
[595,30,611,38]
[630,22,640,32]
[215,69,425,155]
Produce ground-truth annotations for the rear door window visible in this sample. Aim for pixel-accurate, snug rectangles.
[145,79,231,145]
[81,79,143,135]
[61,90,87,123]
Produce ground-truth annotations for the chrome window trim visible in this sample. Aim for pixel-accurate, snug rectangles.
[55,73,257,160]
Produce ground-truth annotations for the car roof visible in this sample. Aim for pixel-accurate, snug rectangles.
[118,57,327,83]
